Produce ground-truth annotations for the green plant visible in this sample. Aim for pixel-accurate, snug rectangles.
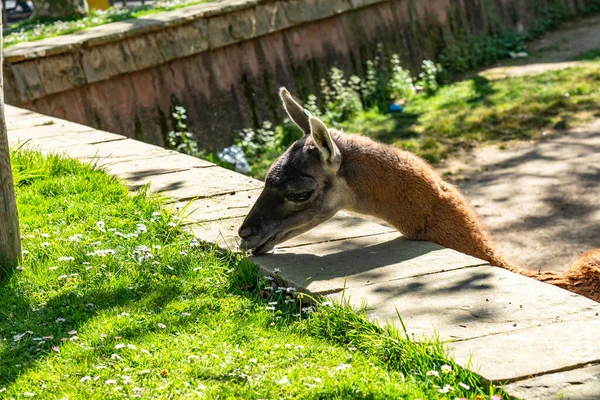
[387,55,415,101]
[321,68,364,124]
[417,60,443,94]
[233,120,302,179]
[166,105,201,158]
[439,33,525,74]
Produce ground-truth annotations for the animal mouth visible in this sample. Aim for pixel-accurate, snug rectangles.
[240,233,278,255]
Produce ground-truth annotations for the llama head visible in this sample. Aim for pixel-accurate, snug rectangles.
[238,87,349,254]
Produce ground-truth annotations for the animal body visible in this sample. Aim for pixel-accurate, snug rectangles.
[239,87,599,301]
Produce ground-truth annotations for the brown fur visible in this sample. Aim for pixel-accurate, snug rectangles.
[239,87,598,302]
[334,130,524,273]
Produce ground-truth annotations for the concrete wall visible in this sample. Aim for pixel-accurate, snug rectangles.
[2,0,596,150]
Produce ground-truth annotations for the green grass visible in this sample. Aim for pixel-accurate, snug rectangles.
[0,150,503,399]
[3,0,213,48]
[573,49,600,61]
[340,62,600,164]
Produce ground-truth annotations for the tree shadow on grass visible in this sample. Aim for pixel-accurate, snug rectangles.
[0,260,256,389]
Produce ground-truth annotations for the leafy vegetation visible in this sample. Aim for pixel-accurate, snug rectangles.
[438,0,600,75]
[203,53,600,179]
[3,0,213,48]
[1,150,504,399]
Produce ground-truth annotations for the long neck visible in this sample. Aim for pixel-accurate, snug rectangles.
[336,133,442,237]
[334,133,520,272]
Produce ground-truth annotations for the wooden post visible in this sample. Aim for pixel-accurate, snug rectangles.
[0,19,21,279]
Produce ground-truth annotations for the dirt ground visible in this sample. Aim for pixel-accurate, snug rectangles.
[441,15,600,273]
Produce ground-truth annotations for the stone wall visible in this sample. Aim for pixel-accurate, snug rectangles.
[2,0,596,150]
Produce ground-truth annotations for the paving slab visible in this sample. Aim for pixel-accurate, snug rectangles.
[451,319,600,383]
[325,265,600,340]
[254,234,486,295]
[42,138,171,162]
[5,111,58,131]
[505,363,600,399]
[10,130,125,149]
[128,167,263,201]
[175,188,263,222]
[6,119,95,140]
[99,152,214,181]
[190,212,397,256]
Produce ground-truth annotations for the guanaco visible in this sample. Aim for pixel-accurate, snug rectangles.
[239,88,599,300]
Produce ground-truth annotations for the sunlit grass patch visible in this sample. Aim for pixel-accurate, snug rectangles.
[341,61,600,163]
[3,0,213,48]
[1,150,503,398]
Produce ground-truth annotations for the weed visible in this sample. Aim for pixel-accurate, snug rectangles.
[166,105,201,158]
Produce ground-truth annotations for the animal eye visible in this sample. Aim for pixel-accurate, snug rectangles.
[286,190,314,202]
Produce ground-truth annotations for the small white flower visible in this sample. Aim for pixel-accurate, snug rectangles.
[16,265,24,271]
[140,349,151,355]
[105,379,117,385]
[58,275,68,280]
[139,369,151,374]
[42,336,53,340]
[458,382,470,390]
[49,266,58,270]
[58,256,75,262]
[40,233,50,238]
[136,223,147,233]
[273,268,281,274]
[80,376,91,382]
[441,364,452,374]
[68,330,77,335]
[157,323,166,329]
[69,335,79,342]
[115,343,125,349]
[24,392,35,397]
[276,376,290,385]
[41,242,51,247]
[127,344,137,350]
[265,306,276,311]
[426,370,439,377]
[97,221,106,232]
[0,388,6,393]
[56,318,66,323]
[69,234,82,242]
[111,354,123,360]
[438,385,453,393]
[336,363,351,371]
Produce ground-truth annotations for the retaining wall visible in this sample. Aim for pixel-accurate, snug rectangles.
[3,0,596,150]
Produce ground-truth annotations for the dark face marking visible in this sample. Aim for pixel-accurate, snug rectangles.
[238,138,343,254]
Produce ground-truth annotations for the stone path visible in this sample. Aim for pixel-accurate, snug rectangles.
[6,105,600,399]
[440,14,600,273]
[451,121,600,273]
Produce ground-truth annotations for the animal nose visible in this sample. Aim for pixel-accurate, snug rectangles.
[238,226,254,239]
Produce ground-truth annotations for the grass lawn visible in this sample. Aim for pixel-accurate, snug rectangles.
[340,61,600,165]
[0,150,503,399]
[3,0,213,48]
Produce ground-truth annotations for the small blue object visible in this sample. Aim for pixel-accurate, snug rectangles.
[389,104,404,112]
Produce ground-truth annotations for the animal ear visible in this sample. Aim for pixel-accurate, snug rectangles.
[309,116,341,167]
[279,87,310,135]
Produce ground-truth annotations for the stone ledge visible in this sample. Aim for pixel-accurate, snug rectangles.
[505,363,600,399]
[2,0,388,104]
